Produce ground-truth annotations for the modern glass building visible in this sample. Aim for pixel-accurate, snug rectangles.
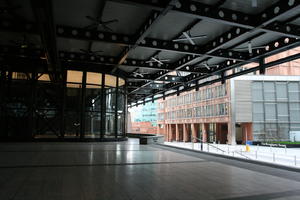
[0,70,127,141]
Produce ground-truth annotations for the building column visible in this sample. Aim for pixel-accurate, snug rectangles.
[164,124,168,141]
[168,124,173,142]
[191,123,197,142]
[228,120,236,145]
[201,123,208,142]
[216,123,221,144]
[183,124,188,142]
[176,124,179,141]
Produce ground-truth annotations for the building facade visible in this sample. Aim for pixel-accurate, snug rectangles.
[157,48,300,144]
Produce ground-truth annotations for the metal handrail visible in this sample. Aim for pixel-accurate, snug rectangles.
[192,136,251,159]
[232,150,251,159]
[192,136,225,153]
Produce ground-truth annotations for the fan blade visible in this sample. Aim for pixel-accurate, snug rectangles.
[151,57,164,65]
[172,38,190,42]
[183,32,195,45]
[80,49,88,53]
[188,35,207,40]
[145,60,155,63]
[251,46,267,50]
[86,16,96,21]
[102,19,118,25]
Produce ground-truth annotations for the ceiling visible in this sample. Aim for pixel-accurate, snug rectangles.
[0,0,300,105]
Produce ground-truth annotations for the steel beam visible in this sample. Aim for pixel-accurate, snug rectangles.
[111,0,300,38]
[31,0,61,79]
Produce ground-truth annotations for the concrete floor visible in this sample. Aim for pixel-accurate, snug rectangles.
[0,139,300,200]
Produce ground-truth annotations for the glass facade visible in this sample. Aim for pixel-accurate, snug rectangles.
[252,81,300,141]
[0,70,126,140]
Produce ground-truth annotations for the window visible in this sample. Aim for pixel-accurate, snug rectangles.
[276,82,287,101]
[252,82,263,101]
[290,103,300,122]
[277,103,289,122]
[253,103,264,122]
[288,82,300,101]
[265,103,276,122]
[264,82,275,101]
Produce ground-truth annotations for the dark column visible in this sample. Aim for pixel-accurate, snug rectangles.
[114,77,119,139]
[123,80,128,137]
[80,71,87,139]
[29,70,37,138]
[0,70,5,136]
[259,58,266,75]
[100,73,106,139]
[60,70,67,138]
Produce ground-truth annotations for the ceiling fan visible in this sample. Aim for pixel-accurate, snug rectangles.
[146,57,170,65]
[132,69,147,78]
[233,41,267,54]
[84,16,118,32]
[173,31,207,45]
[10,35,35,49]
[195,61,219,70]
[80,49,103,56]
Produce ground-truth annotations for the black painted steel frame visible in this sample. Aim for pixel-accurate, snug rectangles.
[0,0,299,105]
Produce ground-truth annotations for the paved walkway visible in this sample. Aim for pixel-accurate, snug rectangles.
[0,139,300,200]
[165,141,300,168]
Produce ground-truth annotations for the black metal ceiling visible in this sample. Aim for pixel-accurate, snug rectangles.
[0,0,300,105]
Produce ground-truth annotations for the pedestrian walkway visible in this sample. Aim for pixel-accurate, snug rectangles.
[164,141,300,168]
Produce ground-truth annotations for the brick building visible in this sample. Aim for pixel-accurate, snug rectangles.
[157,48,300,144]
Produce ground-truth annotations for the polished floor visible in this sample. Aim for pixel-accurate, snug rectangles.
[0,139,300,200]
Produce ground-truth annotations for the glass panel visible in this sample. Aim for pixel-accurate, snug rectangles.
[105,74,117,87]
[67,70,83,83]
[278,123,289,141]
[265,123,278,141]
[253,102,264,122]
[106,88,116,113]
[277,103,288,122]
[290,103,300,122]
[264,82,275,101]
[252,82,263,101]
[105,113,115,136]
[288,82,300,101]
[265,103,276,122]
[38,73,50,81]
[119,77,125,86]
[86,72,102,85]
[276,82,287,101]
[117,114,124,136]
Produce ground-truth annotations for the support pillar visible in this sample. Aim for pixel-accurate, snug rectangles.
[164,124,168,141]
[228,121,236,145]
[201,123,208,142]
[183,124,188,142]
[176,124,179,141]
[168,124,172,142]
[191,123,197,142]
